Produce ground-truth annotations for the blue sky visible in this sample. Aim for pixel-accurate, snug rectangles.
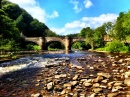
[8,0,130,35]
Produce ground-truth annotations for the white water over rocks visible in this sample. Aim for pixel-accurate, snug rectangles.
[0,56,70,77]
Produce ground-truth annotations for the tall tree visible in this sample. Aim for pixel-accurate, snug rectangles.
[94,25,106,48]
[2,3,22,20]
[112,12,126,41]
[80,27,95,49]
[103,22,114,34]
[0,9,20,39]
[122,10,130,35]
[30,19,48,37]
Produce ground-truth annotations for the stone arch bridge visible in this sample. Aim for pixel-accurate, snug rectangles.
[24,36,111,53]
[24,37,86,53]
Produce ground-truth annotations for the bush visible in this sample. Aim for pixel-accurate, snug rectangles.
[105,41,129,53]
[26,44,34,50]
[26,44,41,51]
[33,45,41,51]
[0,39,20,51]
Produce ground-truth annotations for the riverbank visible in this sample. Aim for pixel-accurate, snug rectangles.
[0,52,130,96]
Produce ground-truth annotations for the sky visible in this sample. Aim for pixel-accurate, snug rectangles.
[8,0,130,35]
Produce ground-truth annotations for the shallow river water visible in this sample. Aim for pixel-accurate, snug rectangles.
[0,51,130,97]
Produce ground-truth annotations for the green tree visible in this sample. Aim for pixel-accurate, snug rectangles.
[103,22,114,34]
[15,14,26,34]
[78,27,89,37]
[45,30,57,37]
[122,10,130,36]
[94,25,106,48]
[112,12,126,41]
[67,33,78,37]
[2,3,22,20]
[0,9,20,39]
[83,27,95,49]
[0,9,20,51]
[30,19,48,37]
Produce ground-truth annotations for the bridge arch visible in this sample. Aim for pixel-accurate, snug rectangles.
[44,41,65,50]
[45,37,65,45]
[24,37,43,49]
[69,38,86,50]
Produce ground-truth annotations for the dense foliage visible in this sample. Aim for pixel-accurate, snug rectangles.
[77,10,130,53]
[105,41,128,53]
[0,0,57,51]
[78,25,106,50]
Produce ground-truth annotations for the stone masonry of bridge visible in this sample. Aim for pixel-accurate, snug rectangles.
[24,35,111,54]
[25,37,86,54]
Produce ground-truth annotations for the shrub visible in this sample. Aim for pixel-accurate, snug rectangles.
[26,44,41,51]
[26,44,34,50]
[33,45,41,51]
[105,41,129,53]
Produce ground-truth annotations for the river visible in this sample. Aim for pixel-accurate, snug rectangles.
[0,51,130,96]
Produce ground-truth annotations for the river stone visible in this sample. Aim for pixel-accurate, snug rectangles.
[97,72,111,79]
[124,71,130,78]
[72,65,83,69]
[101,79,108,83]
[47,82,54,90]
[92,87,103,93]
[114,81,123,86]
[107,82,114,88]
[93,83,100,87]
[124,78,130,86]
[55,74,67,78]
[54,85,63,91]
[107,93,118,97]
[93,76,103,82]
[118,59,123,63]
[72,92,78,97]
[79,92,86,97]
[112,86,123,92]
[83,82,92,87]
[31,93,41,97]
[89,66,94,70]
[98,59,103,62]
[89,93,96,97]
[63,83,72,88]
[61,89,70,95]
[100,84,107,89]
[70,81,78,86]
[73,74,79,80]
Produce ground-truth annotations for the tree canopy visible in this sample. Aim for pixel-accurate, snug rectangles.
[0,0,57,51]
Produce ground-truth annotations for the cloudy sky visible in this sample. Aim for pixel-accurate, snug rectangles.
[8,0,130,35]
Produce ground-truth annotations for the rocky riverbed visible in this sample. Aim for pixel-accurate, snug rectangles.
[0,53,130,97]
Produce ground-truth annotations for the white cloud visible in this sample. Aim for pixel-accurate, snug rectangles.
[8,0,59,23]
[69,0,82,13]
[82,13,118,28]
[50,13,118,35]
[51,27,80,35]
[84,0,93,8]
[47,11,59,19]
[65,21,89,28]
